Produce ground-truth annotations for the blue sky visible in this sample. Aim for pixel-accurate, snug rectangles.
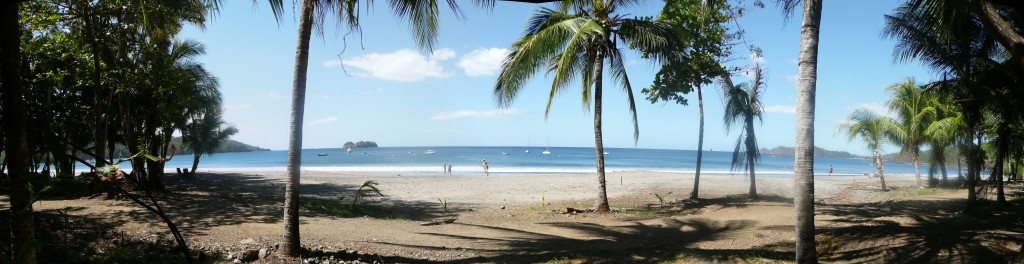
[179,1,932,156]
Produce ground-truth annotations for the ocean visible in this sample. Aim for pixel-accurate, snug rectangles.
[155,146,931,178]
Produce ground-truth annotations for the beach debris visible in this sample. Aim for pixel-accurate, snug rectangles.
[419,218,457,226]
[500,205,505,210]
[562,207,587,214]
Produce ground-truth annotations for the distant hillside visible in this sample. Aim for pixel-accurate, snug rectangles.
[343,141,378,148]
[172,137,270,155]
[759,146,862,158]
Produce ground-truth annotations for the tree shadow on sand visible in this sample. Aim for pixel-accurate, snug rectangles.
[366,218,792,263]
[816,197,1024,263]
[60,173,459,237]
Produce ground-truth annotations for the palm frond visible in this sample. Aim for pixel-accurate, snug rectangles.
[494,11,583,110]
[608,47,640,142]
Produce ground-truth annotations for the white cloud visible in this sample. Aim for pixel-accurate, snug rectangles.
[431,108,523,121]
[310,117,338,125]
[267,91,289,100]
[764,105,796,114]
[456,48,508,77]
[432,48,456,60]
[750,53,766,64]
[323,48,455,82]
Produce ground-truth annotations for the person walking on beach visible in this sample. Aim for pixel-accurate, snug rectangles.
[828,164,833,176]
[447,163,453,175]
[482,159,489,176]
[443,163,448,175]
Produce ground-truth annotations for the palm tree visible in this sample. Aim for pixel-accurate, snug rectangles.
[838,109,894,191]
[886,0,1006,214]
[182,109,238,176]
[263,0,494,256]
[923,92,964,185]
[885,78,935,187]
[777,0,824,261]
[493,0,675,213]
[721,66,765,199]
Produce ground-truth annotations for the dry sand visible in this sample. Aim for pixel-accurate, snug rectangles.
[14,170,1024,263]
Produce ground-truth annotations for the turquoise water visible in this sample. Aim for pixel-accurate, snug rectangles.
[157,146,926,177]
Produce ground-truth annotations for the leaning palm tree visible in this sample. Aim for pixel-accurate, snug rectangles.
[263,0,495,256]
[182,109,238,176]
[493,0,675,213]
[884,78,935,187]
[777,0,824,261]
[721,66,765,199]
[838,109,895,191]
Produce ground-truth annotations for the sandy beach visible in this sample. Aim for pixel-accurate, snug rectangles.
[11,170,1023,263]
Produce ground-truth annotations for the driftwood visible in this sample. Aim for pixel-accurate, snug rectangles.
[563,207,587,214]
[419,218,456,226]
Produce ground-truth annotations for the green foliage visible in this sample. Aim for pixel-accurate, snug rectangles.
[301,197,388,218]
[652,191,673,205]
[493,1,678,141]
[437,198,451,215]
[722,66,765,172]
[642,0,738,106]
[350,180,384,208]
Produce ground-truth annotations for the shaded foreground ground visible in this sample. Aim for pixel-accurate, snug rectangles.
[2,171,1023,263]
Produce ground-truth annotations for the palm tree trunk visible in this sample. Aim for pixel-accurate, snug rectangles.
[282,0,315,256]
[746,117,758,199]
[794,1,823,262]
[593,51,610,213]
[913,150,921,187]
[957,143,963,181]
[191,154,201,177]
[874,150,888,191]
[2,3,37,263]
[83,1,107,168]
[964,108,979,214]
[994,121,1008,205]
[691,84,705,200]
[939,150,949,184]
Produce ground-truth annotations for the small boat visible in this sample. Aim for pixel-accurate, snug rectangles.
[603,151,609,155]
[347,147,352,153]
[502,152,510,155]
[425,150,436,155]
[318,153,329,156]
[541,149,551,155]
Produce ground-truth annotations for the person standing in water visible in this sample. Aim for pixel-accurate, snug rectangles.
[828,164,833,176]
[481,159,489,176]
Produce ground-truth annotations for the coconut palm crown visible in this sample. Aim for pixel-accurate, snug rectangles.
[493,0,677,212]
[721,65,765,198]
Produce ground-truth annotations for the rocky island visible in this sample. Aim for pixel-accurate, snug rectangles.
[343,141,378,148]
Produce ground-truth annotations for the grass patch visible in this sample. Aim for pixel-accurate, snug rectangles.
[912,188,938,196]
[612,205,700,218]
[299,197,389,218]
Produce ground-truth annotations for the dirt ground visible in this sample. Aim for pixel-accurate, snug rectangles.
[4,171,1024,263]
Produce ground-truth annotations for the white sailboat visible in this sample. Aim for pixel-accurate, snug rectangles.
[425,149,436,155]
[542,149,551,155]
